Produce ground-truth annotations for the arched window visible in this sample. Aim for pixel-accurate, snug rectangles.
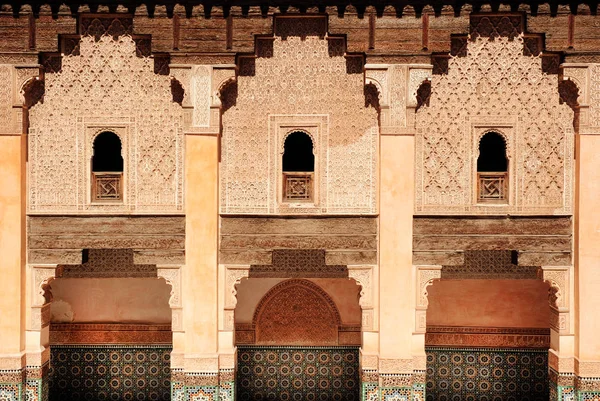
[91,131,123,202]
[477,132,508,203]
[282,131,314,202]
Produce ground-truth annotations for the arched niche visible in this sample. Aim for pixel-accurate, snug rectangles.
[252,279,342,346]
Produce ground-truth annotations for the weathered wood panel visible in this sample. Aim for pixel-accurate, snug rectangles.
[413,216,572,265]
[220,216,377,266]
[221,216,377,235]
[413,216,572,235]
[28,216,185,264]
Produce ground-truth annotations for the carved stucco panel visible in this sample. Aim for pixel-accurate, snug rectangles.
[416,36,574,215]
[28,35,184,213]
[220,34,378,214]
[191,66,211,127]
[157,266,182,308]
[415,265,442,334]
[365,67,389,106]
[32,266,59,307]
[416,265,442,308]
[539,266,570,311]
[408,67,432,108]
[389,65,408,127]
[0,65,13,133]
[589,64,600,128]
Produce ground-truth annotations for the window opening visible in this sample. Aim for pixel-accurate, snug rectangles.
[91,131,123,202]
[477,131,508,203]
[282,131,314,202]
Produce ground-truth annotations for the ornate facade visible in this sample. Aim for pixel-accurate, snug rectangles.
[0,3,599,401]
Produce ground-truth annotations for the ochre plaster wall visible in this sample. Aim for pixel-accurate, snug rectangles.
[427,279,550,328]
[577,134,600,361]
[0,135,25,354]
[50,278,171,324]
[235,278,361,325]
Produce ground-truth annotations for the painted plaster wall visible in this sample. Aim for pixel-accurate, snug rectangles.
[234,278,362,325]
[50,278,172,323]
[427,279,550,328]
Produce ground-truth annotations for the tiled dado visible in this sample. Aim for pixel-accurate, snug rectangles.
[48,345,171,401]
[426,347,549,401]
[361,371,426,401]
[171,371,234,401]
[237,346,360,401]
[0,369,25,401]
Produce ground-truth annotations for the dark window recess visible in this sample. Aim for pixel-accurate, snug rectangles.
[283,131,314,172]
[92,131,123,202]
[477,132,507,172]
[92,131,123,172]
[477,132,508,203]
[282,131,314,202]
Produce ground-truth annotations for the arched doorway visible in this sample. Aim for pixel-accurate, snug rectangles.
[422,251,552,401]
[235,279,361,401]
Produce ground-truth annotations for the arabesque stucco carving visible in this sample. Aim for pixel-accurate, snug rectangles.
[220,22,379,214]
[28,35,184,213]
[416,35,574,215]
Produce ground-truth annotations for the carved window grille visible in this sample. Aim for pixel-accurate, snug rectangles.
[477,132,508,204]
[92,172,123,201]
[91,131,124,203]
[282,131,315,203]
[283,172,313,202]
[478,172,508,202]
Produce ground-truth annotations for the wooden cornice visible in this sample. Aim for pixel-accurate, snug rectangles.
[3,0,597,19]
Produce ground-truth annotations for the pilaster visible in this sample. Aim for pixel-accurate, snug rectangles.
[0,132,27,400]
[379,132,419,400]
[575,130,600,401]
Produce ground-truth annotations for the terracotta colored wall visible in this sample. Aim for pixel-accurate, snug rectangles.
[235,278,361,325]
[50,278,172,324]
[427,279,550,328]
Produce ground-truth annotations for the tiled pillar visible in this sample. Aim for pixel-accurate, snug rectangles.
[379,133,420,400]
[0,133,27,400]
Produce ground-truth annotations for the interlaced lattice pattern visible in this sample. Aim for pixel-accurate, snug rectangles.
[29,35,184,213]
[220,22,378,214]
[416,36,574,215]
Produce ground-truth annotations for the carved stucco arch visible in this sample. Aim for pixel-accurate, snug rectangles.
[30,263,183,332]
[415,264,571,335]
[280,128,316,155]
[251,279,342,345]
[222,264,377,334]
[253,279,342,324]
[476,128,512,161]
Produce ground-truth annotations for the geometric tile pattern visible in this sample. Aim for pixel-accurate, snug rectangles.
[0,384,21,401]
[48,345,171,401]
[426,348,548,401]
[237,346,360,401]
